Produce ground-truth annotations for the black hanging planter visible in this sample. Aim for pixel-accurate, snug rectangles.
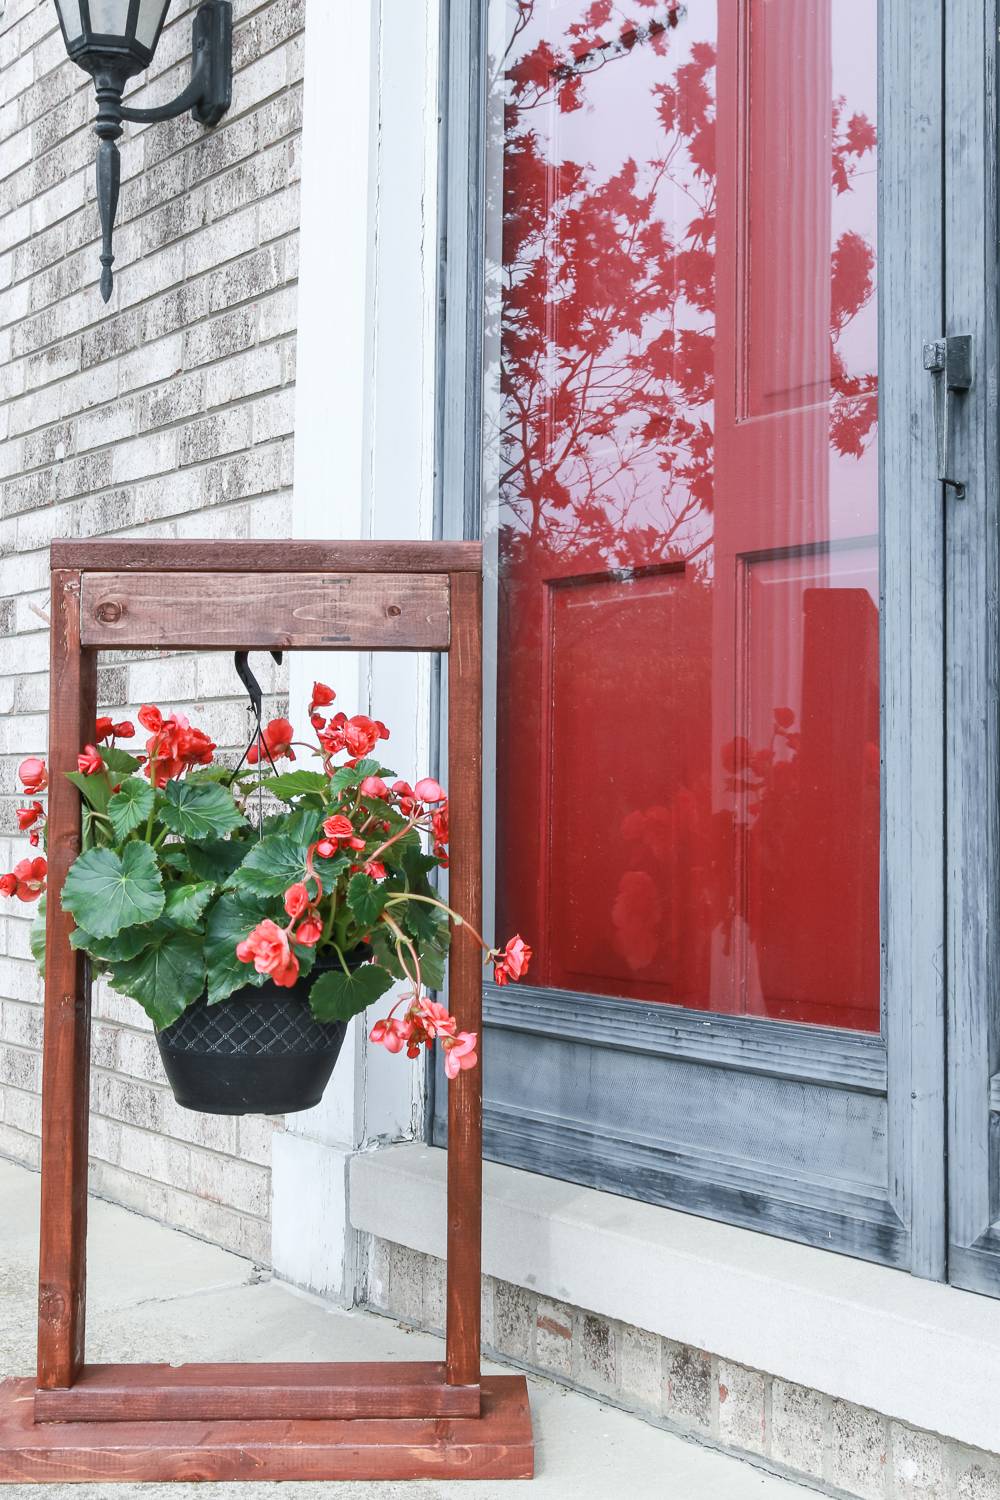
[156,953,365,1116]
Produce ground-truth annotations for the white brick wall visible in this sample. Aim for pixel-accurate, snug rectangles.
[0,0,307,1262]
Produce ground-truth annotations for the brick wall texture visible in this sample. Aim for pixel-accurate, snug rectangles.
[0,0,306,1261]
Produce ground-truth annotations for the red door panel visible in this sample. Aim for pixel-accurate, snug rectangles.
[495,0,879,1029]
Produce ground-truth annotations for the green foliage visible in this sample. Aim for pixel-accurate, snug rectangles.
[309,962,395,1022]
[346,871,390,928]
[56,709,459,1038]
[163,881,216,931]
[185,837,249,884]
[62,843,164,939]
[228,831,310,897]
[160,780,246,840]
[109,928,205,1030]
[70,923,158,962]
[107,777,154,840]
[66,770,111,816]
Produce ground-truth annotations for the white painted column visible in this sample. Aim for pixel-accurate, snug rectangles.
[271,0,442,1303]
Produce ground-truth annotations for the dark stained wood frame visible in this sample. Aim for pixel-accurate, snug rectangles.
[0,540,533,1484]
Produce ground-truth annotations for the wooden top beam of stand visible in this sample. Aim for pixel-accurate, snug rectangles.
[51,539,483,575]
[80,572,451,651]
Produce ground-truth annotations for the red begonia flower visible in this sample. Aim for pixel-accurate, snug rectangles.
[360,775,389,799]
[284,883,309,919]
[414,777,445,803]
[138,704,163,733]
[494,934,532,986]
[12,857,46,902]
[236,919,299,988]
[247,717,295,765]
[321,814,366,853]
[442,1030,478,1079]
[95,717,115,742]
[77,745,104,776]
[309,682,336,715]
[18,758,47,793]
[294,917,323,947]
[16,801,43,833]
[0,874,18,898]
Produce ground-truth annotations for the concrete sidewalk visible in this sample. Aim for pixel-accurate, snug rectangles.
[0,1158,813,1498]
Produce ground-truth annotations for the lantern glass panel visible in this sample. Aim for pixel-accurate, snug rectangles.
[56,0,85,42]
[86,0,132,37]
[135,0,170,50]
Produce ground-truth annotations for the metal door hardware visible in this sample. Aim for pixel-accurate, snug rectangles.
[923,335,974,499]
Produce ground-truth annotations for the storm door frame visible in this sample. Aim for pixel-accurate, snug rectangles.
[432,0,947,1277]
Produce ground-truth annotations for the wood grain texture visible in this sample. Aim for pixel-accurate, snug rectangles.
[80,573,451,651]
[445,570,484,1388]
[52,540,483,574]
[37,571,96,1392]
[34,1363,479,1423]
[0,1376,532,1483]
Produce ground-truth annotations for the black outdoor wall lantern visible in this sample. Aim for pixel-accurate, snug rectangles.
[52,1,233,301]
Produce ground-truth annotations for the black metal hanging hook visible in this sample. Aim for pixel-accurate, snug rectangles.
[227,650,284,784]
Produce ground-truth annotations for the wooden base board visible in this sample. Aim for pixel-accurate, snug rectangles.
[0,1374,533,1484]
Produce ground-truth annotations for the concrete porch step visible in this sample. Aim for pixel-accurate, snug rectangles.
[0,1158,812,1498]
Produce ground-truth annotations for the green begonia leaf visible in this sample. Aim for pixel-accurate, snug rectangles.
[346,872,390,928]
[107,778,155,840]
[61,843,164,939]
[160,781,246,840]
[70,922,159,962]
[309,962,395,1022]
[185,837,249,884]
[228,832,310,897]
[100,747,142,776]
[109,929,205,1031]
[261,771,330,803]
[163,881,216,931]
[66,770,111,816]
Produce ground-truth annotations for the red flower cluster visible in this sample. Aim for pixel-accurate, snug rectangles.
[16,759,48,847]
[311,690,389,762]
[0,856,47,903]
[139,705,215,788]
[370,995,478,1079]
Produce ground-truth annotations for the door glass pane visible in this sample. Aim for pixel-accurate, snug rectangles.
[490,0,879,1029]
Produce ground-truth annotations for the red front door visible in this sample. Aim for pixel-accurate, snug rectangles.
[495,0,879,1029]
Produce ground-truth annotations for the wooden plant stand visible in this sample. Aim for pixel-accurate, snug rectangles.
[0,540,533,1484]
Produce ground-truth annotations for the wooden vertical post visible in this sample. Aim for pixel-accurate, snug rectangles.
[445,568,484,1390]
[37,570,96,1390]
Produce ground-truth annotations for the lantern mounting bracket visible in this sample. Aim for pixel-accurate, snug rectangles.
[119,2,232,127]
